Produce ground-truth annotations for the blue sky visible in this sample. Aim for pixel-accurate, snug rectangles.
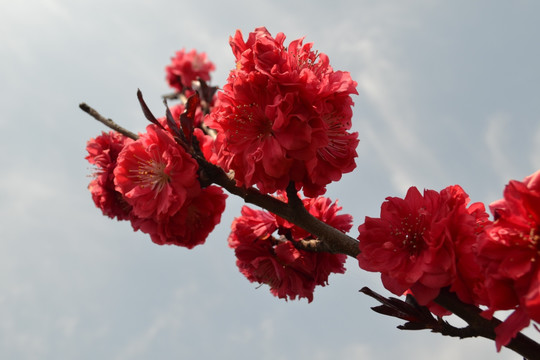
[1,1,539,359]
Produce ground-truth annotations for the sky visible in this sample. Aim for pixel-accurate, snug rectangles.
[1,0,539,359]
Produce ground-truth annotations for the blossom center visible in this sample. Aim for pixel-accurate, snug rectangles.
[389,213,426,257]
[526,225,540,260]
[129,154,170,192]
[318,121,349,161]
[229,103,273,141]
[296,49,319,71]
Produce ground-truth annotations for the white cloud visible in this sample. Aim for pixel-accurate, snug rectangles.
[347,27,446,193]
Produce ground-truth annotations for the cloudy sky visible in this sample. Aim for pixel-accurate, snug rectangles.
[1,0,539,359]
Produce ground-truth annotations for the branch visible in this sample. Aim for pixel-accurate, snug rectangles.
[362,287,540,359]
[79,103,139,140]
[162,92,185,101]
[197,159,360,257]
[434,288,540,360]
[360,287,478,339]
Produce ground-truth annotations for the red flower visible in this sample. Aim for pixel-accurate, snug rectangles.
[208,27,358,196]
[131,185,227,249]
[166,48,215,92]
[113,124,201,220]
[85,131,133,220]
[230,27,357,101]
[228,195,350,302]
[357,185,487,306]
[209,72,319,193]
[476,170,540,349]
[229,27,287,76]
[450,200,491,306]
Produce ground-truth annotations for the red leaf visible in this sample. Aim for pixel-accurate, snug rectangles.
[137,89,164,129]
[179,92,200,143]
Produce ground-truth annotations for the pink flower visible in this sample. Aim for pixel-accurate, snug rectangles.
[208,27,358,196]
[228,195,351,302]
[113,124,201,220]
[166,48,215,92]
[357,185,487,306]
[131,185,227,249]
[476,170,540,349]
[85,131,133,220]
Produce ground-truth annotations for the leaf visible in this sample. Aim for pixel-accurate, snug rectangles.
[163,99,184,140]
[137,89,164,129]
[194,79,218,109]
[179,92,200,143]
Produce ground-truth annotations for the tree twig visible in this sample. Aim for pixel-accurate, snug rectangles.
[434,288,540,360]
[196,159,361,257]
[79,103,139,140]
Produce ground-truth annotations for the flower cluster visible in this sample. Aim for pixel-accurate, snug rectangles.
[87,43,228,249]
[207,27,359,197]
[357,185,489,307]
[229,195,352,302]
[166,48,215,93]
[357,174,540,349]
[476,170,540,349]
[86,124,227,249]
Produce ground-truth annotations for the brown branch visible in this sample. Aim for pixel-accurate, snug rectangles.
[362,285,540,358]
[197,159,360,257]
[162,92,183,101]
[294,239,334,253]
[434,288,540,360]
[360,287,478,339]
[79,103,139,140]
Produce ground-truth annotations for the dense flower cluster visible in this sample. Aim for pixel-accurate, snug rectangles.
[166,48,215,93]
[228,194,352,302]
[207,27,359,196]
[357,185,489,306]
[86,124,227,248]
[476,170,540,349]
[357,177,540,349]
